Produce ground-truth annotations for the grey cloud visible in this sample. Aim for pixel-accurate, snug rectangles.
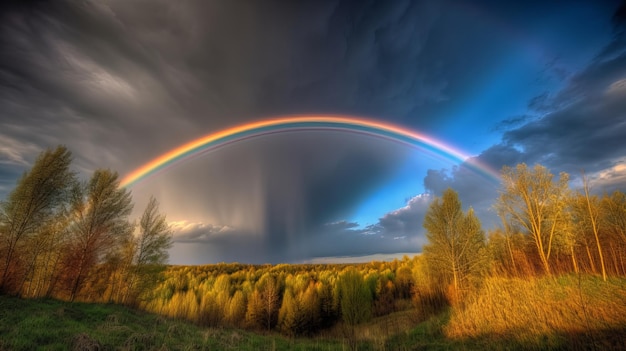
[298,194,433,260]
[2,0,623,264]
[502,76,626,175]
[423,166,499,230]
[170,221,234,243]
[377,194,432,237]
[323,221,361,231]
[492,115,533,132]
[298,223,422,261]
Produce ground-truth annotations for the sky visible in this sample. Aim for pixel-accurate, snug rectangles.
[1,0,625,264]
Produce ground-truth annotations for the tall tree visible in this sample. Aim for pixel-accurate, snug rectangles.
[495,164,569,275]
[259,274,281,331]
[602,191,626,243]
[570,176,606,280]
[64,169,133,301]
[601,191,626,275]
[136,196,173,266]
[0,146,75,293]
[279,289,306,336]
[337,269,372,326]
[423,188,486,293]
[122,196,173,305]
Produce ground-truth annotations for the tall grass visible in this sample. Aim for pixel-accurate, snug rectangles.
[445,275,626,343]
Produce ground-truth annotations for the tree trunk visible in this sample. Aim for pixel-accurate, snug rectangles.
[585,244,596,274]
[570,245,579,274]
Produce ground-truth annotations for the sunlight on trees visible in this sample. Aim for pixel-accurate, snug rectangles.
[423,188,487,297]
[64,169,134,301]
[496,164,569,275]
[0,146,75,294]
[123,196,173,305]
[0,145,173,302]
[338,269,372,326]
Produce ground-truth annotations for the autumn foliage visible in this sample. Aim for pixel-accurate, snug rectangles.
[0,146,172,304]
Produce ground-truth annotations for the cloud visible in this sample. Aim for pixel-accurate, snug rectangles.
[584,157,626,193]
[500,56,626,177]
[170,220,234,243]
[415,17,626,233]
[377,194,432,237]
[301,252,418,264]
[0,135,40,166]
[292,193,433,262]
[1,1,624,264]
[0,0,448,207]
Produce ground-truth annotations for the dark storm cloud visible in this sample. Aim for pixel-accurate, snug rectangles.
[0,1,449,180]
[0,0,195,180]
[0,0,451,261]
[1,0,624,263]
[91,0,449,123]
[501,53,626,176]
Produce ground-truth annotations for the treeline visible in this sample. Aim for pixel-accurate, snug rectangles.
[0,146,172,305]
[142,259,419,337]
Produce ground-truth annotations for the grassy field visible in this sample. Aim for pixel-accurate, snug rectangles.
[0,295,357,351]
[1,274,626,350]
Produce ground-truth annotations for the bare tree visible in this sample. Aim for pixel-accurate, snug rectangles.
[571,175,606,280]
[496,164,569,275]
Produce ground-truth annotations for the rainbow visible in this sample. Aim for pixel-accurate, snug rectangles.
[120,115,500,187]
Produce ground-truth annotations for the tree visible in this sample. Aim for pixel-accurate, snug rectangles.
[570,177,606,279]
[423,188,486,293]
[495,164,569,275]
[279,289,306,336]
[0,146,75,293]
[602,191,626,243]
[581,175,606,280]
[601,191,626,275]
[122,196,173,304]
[246,274,281,330]
[136,196,173,266]
[259,274,281,331]
[64,169,133,301]
[225,290,246,327]
[337,269,372,326]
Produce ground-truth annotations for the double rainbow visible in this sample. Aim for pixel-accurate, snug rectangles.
[120,115,499,187]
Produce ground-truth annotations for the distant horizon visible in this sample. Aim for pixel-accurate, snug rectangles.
[165,252,422,266]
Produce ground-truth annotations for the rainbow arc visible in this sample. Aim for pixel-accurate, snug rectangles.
[120,115,499,187]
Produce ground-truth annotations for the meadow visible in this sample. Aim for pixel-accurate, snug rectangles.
[1,269,625,350]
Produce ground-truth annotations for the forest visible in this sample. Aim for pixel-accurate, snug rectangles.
[1,146,625,349]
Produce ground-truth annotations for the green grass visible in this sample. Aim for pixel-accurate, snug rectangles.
[2,274,626,350]
[0,295,349,351]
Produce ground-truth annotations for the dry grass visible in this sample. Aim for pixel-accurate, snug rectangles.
[445,274,626,341]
